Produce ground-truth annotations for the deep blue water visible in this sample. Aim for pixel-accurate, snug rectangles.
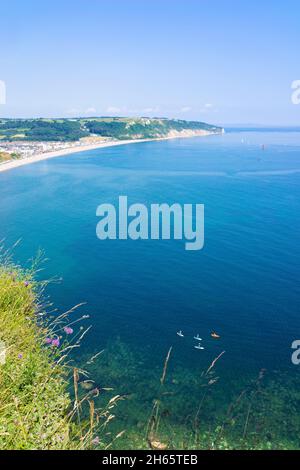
[1,131,300,380]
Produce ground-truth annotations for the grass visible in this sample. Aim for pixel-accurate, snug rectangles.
[0,253,122,450]
[0,264,77,449]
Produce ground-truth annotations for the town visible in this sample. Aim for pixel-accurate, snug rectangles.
[0,136,110,163]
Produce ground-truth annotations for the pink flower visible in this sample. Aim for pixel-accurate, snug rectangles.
[45,337,52,344]
[51,338,60,348]
[64,326,74,335]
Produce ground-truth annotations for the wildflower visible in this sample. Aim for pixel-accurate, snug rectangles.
[91,436,100,446]
[52,338,60,348]
[24,281,29,287]
[45,337,52,344]
[63,326,74,335]
[18,353,23,359]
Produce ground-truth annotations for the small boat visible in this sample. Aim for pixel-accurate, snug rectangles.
[211,332,220,339]
[177,330,184,337]
[194,334,202,341]
[194,343,204,350]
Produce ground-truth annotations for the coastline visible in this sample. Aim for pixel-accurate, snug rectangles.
[0,131,218,174]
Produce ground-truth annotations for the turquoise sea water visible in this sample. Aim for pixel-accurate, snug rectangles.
[1,131,300,446]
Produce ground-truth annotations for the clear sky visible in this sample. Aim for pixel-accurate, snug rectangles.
[1,0,300,125]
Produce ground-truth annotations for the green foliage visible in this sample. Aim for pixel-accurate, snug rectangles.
[0,256,125,450]
[0,119,88,142]
[0,117,222,142]
[85,117,222,140]
[0,267,74,449]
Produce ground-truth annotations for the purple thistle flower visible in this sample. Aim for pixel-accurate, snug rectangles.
[45,337,52,344]
[51,338,60,348]
[63,326,74,335]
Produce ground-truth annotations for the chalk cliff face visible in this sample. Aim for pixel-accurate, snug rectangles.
[166,128,222,138]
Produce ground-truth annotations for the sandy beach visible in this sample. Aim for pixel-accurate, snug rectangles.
[0,131,215,174]
[0,139,153,173]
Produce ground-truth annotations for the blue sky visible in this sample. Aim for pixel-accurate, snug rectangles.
[1,0,300,124]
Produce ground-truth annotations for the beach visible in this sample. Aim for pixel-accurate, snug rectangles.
[0,131,216,174]
[0,139,152,173]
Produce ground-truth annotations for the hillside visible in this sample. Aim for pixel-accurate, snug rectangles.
[0,117,223,142]
[0,151,20,163]
[0,260,119,450]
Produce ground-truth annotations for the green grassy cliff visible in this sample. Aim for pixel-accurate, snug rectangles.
[0,117,223,142]
[0,267,75,449]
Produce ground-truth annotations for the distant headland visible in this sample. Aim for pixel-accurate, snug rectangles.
[0,117,224,172]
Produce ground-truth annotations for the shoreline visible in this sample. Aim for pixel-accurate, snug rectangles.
[0,132,217,174]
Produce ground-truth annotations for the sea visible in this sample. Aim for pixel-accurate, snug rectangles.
[1,129,300,447]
